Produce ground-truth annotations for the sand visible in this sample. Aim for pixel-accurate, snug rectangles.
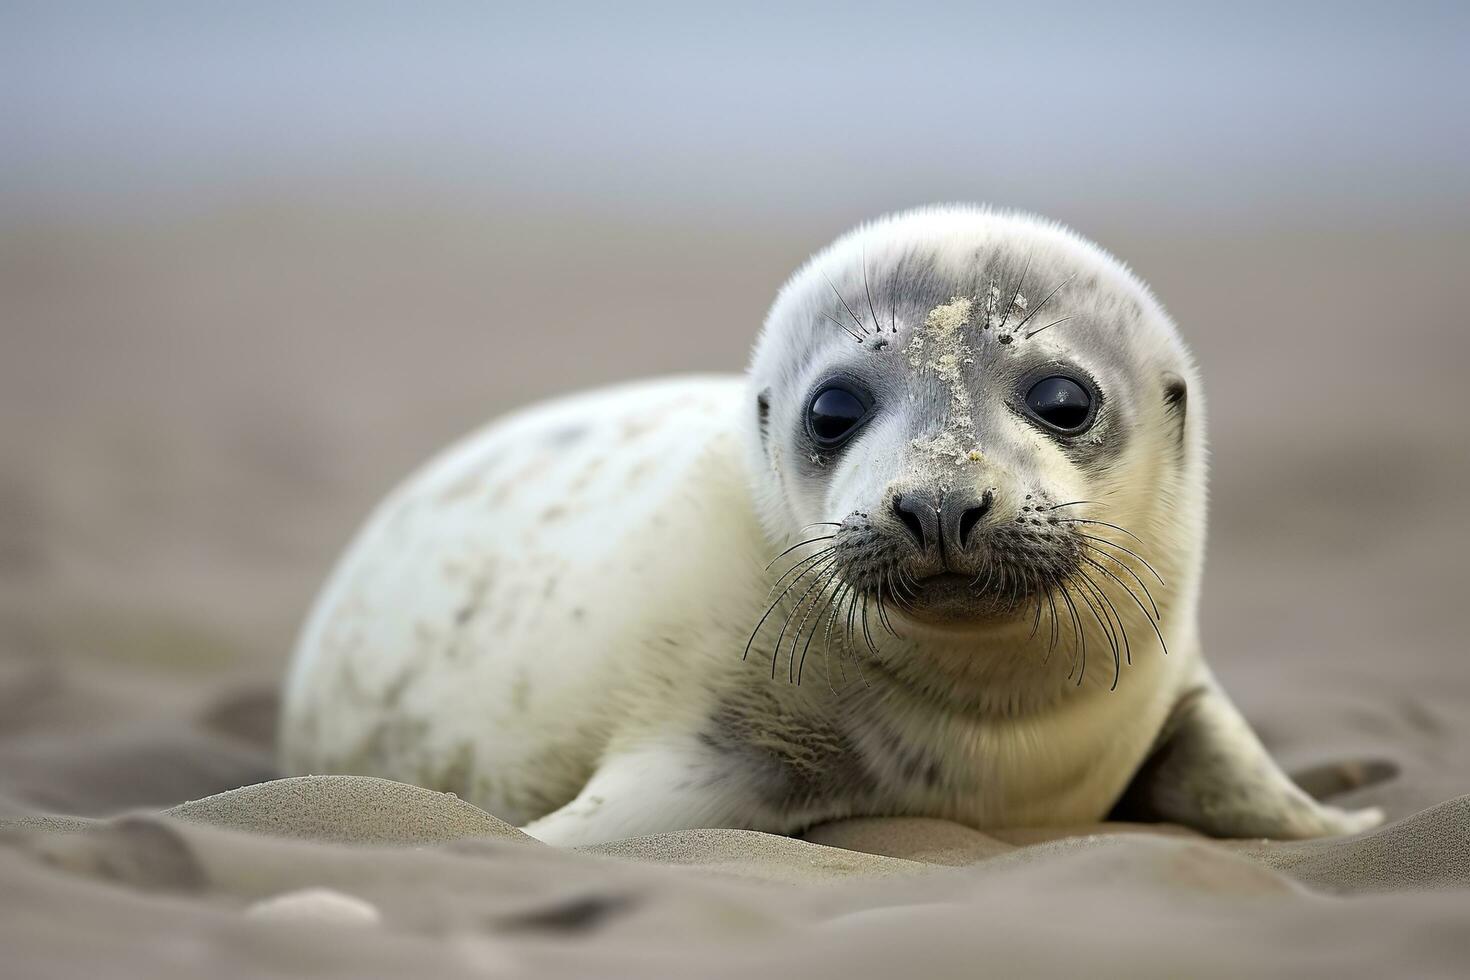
[3,775,1468,978]
[3,203,1469,976]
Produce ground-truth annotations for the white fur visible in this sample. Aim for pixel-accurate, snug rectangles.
[280,206,1377,846]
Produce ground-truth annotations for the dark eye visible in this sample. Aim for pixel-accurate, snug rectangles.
[1024,375,1095,433]
[807,385,871,447]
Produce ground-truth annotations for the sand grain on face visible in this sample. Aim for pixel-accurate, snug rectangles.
[906,297,983,468]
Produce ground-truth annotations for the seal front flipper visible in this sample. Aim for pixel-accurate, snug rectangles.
[1113,673,1385,839]
[518,741,794,847]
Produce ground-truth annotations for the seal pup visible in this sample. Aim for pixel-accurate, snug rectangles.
[280,206,1384,846]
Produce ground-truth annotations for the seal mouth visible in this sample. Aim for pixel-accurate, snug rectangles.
[888,571,1041,626]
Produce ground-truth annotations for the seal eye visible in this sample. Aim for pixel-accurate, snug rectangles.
[807,385,870,447]
[1024,375,1094,433]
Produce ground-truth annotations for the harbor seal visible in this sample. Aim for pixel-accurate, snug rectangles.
[279,205,1384,846]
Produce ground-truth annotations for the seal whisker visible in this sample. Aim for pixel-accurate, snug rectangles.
[760,557,838,647]
[1071,573,1121,690]
[817,309,864,343]
[816,581,852,687]
[899,569,922,598]
[1092,571,1134,670]
[889,569,921,608]
[799,578,847,691]
[745,552,837,663]
[765,546,838,600]
[844,589,859,658]
[1085,569,1129,670]
[859,594,881,657]
[1081,554,1145,638]
[843,590,873,688]
[1081,554,1168,657]
[841,588,867,677]
[765,535,836,571]
[1069,576,1111,684]
[1080,542,1161,619]
[995,253,1033,335]
[1022,314,1075,340]
[822,271,870,337]
[969,560,996,592]
[804,566,850,678]
[1056,579,1088,683]
[1044,585,1061,660]
[1012,271,1077,334]
[771,555,842,678]
[1052,516,1146,546]
[1081,569,1131,684]
[862,246,884,336]
[876,578,904,639]
[1044,500,1098,511]
[789,564,844,684]
[824,583,854,680]
[1072,532,1166,587]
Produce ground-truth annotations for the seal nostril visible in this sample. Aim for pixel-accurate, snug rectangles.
[893,495,928,551]
[957,490,994,547]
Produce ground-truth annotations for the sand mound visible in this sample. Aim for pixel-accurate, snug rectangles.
[164,774,533,845]
[1237,794,1470,894]
[585,826,932,882]
[803,816,1019,865]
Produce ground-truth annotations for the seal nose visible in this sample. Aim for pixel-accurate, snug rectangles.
[946,489,994,549]
[892,491,940,554]
[893,489,995,564]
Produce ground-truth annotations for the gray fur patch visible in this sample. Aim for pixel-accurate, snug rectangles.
[546,423,589,447]
[863,721,946,790]
[698,688,878,810]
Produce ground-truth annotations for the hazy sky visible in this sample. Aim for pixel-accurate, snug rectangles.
[5,2,1468,223]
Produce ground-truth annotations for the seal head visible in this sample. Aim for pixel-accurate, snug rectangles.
[745,207,1202,689]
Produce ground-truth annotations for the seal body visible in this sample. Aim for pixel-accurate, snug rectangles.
[282,376,768,825]
[281,206,1383,845]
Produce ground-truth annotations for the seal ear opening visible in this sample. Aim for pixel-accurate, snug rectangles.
[1162,373,1187,437]
[756,388,772,449]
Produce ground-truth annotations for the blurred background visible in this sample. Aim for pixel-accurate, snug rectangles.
[1,3,1467,814]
